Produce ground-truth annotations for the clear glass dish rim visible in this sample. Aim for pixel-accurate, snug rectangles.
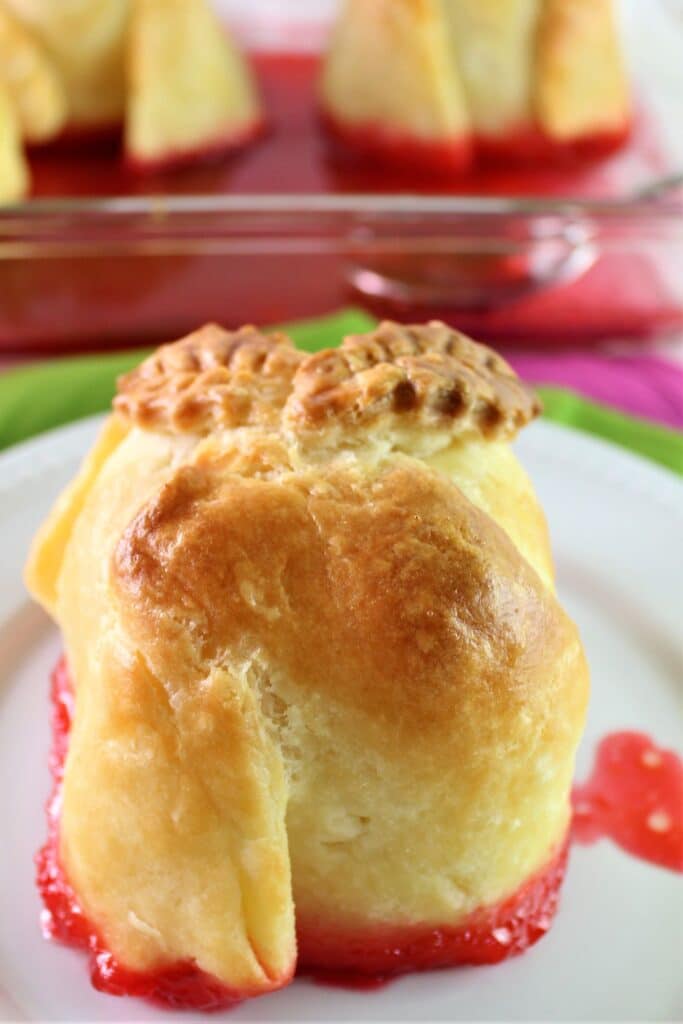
[0,193,681,223]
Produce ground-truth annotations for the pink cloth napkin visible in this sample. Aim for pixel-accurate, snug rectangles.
[509,352,683,431]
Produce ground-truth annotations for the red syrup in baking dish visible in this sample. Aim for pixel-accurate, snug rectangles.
[20,55,677,357]
[37,658,683,1008]
[320,109,631,184]
[30,55,641,201]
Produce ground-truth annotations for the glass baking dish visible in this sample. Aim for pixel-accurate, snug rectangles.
[0,194,681,352]
[0,0,681,353]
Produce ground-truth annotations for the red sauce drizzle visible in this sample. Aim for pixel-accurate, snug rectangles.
[572,732,683,873]
[304,970,392,992]
[320,111,475,177]
[322,110,630,179]
[124,117,267,175]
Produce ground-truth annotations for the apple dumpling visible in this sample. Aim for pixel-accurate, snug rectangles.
[0,0,262,200]
[125,0,263,171]
[27,320,589,1009]
[0,77,28,203]
[320,0,631,172]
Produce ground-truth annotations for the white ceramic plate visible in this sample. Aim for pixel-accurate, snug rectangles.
[0,416,681,1023]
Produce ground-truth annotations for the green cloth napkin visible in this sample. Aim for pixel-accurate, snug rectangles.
[0,308,681,477]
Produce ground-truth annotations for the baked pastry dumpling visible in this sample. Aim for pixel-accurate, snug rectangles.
[318,0,473,170]
[534,0,632,142]
[0,4,67,143]
[0,2,67,200]
[321,0,630,171]
[0,79,28,201]
[3,0,129,131]
[26,320,589,1009]
[126,0,263,171]
[0,0,262,200]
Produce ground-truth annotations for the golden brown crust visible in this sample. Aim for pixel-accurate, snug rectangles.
[114,323,304,433]
[112,454,580,736]
[110,446,587,926]
[285,320,540,437]
[115,320,540,442]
